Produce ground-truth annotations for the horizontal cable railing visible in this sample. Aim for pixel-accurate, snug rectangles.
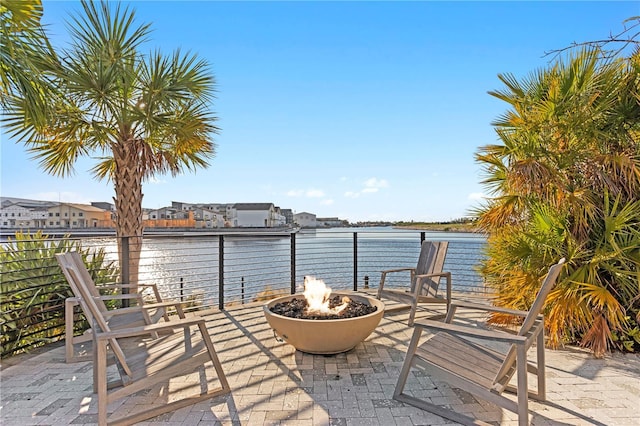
[0,228,487,357]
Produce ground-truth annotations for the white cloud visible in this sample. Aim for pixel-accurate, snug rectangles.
[306,189,325,198]
[343,177,389,198]
[364,177,389,189]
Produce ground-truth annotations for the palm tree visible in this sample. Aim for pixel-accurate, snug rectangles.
[3,0,218,289]
[475,46,640,356]
[1,0,57,127]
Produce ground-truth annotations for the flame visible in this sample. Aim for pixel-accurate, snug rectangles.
[303,276,349,315]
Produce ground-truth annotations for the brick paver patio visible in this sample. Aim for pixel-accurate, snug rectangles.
[2,295,639,425]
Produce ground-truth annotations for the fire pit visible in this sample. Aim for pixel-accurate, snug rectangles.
[263,277,385,354]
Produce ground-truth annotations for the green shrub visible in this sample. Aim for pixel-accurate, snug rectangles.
[0,231,119,357]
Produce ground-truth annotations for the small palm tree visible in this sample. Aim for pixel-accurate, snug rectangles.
[3,0,218,288]
[475,46,640,356]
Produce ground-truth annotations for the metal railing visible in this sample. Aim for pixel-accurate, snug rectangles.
[0,228,486,356]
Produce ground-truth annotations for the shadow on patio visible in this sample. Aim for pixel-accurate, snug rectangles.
[2,297,639,425]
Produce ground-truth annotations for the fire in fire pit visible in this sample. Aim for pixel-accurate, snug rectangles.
[263,277,385,354]
[270,277,378,320]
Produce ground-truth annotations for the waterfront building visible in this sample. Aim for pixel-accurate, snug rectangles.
[0,198,111,229]
[234,202,285,227]
[46,203,111,228]
[294,212,317,228]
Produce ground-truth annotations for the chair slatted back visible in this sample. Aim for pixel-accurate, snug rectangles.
[56,252,133,376]
[411,241,449,296]
[67,251,112,315]
[493,258,565,388]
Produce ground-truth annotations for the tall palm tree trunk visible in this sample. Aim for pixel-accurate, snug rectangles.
[113,140,144,293]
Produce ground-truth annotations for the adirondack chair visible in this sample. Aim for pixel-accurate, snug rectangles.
[377,240,451,325]
[56,252,230,425]
[393,258,565,426]
[61,251,183,363]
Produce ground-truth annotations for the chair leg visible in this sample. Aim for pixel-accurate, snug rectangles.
[65,298,76,363]
[96,338,108,426]
[394,327,422,398]
[536,327,546,401]
[198,322,231,393]
[516,344,529,426]
[407,299,419,326]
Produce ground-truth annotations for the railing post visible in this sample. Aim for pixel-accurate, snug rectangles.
[420,231,426,243]
[241,277,245,304]
[121,236,130,308]
[353,232,358,291]
[290,232,296,294]
[218,235,224,310]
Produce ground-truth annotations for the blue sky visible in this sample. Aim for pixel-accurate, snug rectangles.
[1,1,638,222]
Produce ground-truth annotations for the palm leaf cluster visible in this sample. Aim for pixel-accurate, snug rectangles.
[475,41,640,356]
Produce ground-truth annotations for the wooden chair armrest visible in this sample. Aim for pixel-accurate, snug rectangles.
[414,272,452,301]
[450,300,529,317]
[97,283,158,292]
[140,300,187,317]
[415,272,451,279]
[379,268,417,293]
[97,294,144,302]
[95,317,205,340]
[414,319,527,345]
[102,306,148,318]
[139,301,185,310]
[381,267,416,275]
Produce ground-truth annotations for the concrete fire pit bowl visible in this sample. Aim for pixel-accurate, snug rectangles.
[263,293,385,355]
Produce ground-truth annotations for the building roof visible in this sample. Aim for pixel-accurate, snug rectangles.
[61,203,108,213]
[234,203,274,211]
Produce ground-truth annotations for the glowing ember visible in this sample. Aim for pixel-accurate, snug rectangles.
[303,276,349,316]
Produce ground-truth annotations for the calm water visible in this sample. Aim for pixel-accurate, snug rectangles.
[122,227,488,307]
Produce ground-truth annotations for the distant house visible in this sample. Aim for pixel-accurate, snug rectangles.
[147,207,179,220]
[234,203,283,227]
[0,202,47,228]
[294,212,317,228]
[46,203,111,228]
[280,208,294,225]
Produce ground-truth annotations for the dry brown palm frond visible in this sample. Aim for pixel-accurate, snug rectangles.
[580,313,611,358]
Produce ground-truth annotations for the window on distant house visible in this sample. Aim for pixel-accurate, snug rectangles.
[79,212,83,217]
[55,212,60,217]
[49,212,53,217]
